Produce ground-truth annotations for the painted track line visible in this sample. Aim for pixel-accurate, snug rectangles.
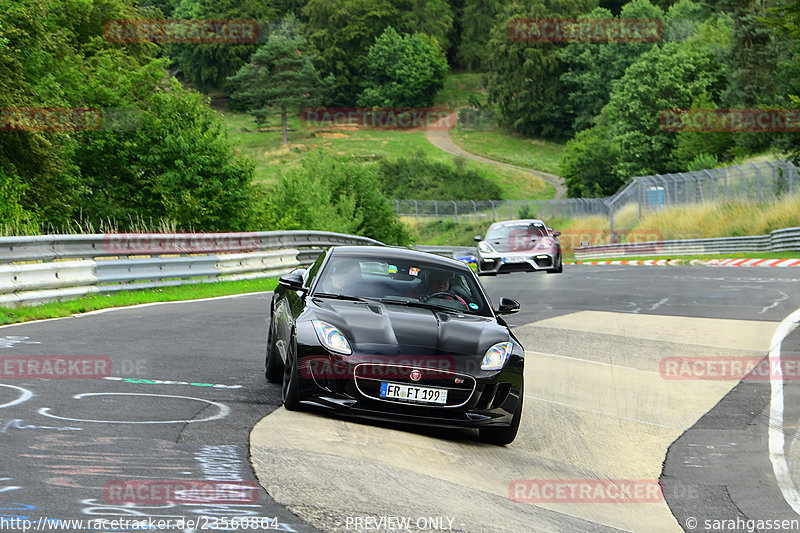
[0,291,273,330]
[768,306,800,515]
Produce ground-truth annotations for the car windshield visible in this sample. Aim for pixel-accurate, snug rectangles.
[314,255,491,316]
[485,222,548,242]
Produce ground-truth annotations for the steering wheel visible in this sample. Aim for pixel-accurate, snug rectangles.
[422,291,468,308]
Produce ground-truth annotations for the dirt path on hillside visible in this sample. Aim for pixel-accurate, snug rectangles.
[425,115,567,200]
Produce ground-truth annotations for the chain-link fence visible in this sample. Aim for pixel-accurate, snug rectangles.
[393,159,798,223]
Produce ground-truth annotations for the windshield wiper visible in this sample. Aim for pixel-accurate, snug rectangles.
[312,292,372,303]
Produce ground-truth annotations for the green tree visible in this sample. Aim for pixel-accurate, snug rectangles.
[455,0,505,70]
[765,0,800,164]
[269,153,410,244]
[228,29,332,144]
[484,0,594,140]
[169,0,276,90]
[357,27,448,108]
[603,41,726,178]
[560,126,621,197]
[303,0,454,105]
[76,80,257,231]
[558,1,664,133]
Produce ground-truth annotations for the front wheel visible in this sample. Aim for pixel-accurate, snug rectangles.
[479,385,523,445]
[547,254,563,274]
[281,341,302,411]
[264,321,283,383]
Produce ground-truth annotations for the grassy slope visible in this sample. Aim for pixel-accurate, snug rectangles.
[449,128,565,176]
[219,106,553,200]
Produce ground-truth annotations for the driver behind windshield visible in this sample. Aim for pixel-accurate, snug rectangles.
[414,269,467,305]
[321,261,360,294]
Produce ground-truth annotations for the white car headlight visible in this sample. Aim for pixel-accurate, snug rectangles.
[312,320,352,355]
[481,341,513,370]
[536,237,555,249]
[478,242,495,253]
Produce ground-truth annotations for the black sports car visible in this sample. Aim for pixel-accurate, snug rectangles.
[265,245,525,445]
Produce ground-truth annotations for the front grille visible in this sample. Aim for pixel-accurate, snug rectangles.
[534,256,553,268]
[498,263,535,273]
[354,363,476,408]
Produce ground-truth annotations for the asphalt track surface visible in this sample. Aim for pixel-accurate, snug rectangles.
[1,265,799,532]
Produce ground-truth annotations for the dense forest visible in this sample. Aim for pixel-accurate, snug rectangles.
[1,0,798,242]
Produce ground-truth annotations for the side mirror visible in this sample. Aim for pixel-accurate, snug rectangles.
[474,235,483,242]
[552,230,561,237]
[278,269,307,292]
[496,297,520,315]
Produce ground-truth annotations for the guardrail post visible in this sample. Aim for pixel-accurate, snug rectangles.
[471,200,477,222]
[414,200,419,223]
[722,168,727,200]
[638,179,643,221]
[509,201,513,219]
[490,200,495,221]
[751,163,761,202]
[737,165,744,200]
[703,170,714,202]
[765,160,776,197]
[434,200,439,220]
[453,201,458,223]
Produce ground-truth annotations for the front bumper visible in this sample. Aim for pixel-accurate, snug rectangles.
[295,353,524,429]
[476,251,556,275]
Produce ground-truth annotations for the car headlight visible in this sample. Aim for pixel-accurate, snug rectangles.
[478,242,495,253]
[536,237,555,249]
[481,342,513,370]
[312,320,352,355]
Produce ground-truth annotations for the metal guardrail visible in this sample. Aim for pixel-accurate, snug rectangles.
[0,231,382,307]
[574,227,800,259]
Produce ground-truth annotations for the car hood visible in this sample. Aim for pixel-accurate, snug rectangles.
[306,299,511,357]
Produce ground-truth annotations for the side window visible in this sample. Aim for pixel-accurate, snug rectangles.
[303,250,328,288]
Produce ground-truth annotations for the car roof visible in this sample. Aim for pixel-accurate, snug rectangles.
[489,219,547,227]
[328,245,471,271]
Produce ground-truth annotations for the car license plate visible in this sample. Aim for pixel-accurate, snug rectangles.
[503,255,528,263]
[380,382,448,404]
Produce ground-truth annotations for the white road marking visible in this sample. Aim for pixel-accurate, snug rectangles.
[0,384,33,409]
[768,307,800,515]
[38,392,230,424]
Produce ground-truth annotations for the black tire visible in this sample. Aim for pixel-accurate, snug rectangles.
[264,321,283,383]
[281,340,301,411]
[479,385,523,445]
[547,254,563,274]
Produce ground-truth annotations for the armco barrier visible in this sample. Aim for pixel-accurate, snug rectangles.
[575,227,800,259]
[0,231,381,307]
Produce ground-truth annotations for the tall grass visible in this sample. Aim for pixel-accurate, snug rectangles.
[2,214,181,237]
